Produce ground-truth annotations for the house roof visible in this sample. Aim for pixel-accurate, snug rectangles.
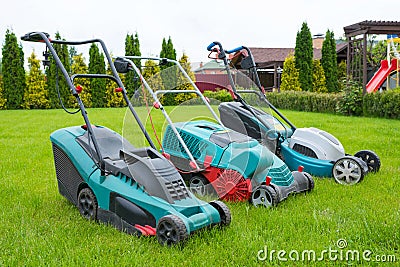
[247,47,323,68]
[194,59,226,72]
[344,20,400,37]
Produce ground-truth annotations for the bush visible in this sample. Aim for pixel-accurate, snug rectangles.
[265,88,400,119]
[363,88,400,119]
[203,89,232,103]
[336,81,363,116]
[267,91,339,113]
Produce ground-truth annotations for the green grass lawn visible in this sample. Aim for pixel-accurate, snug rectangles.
[0,107,399,266]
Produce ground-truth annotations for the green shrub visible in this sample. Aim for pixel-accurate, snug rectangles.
[336,81,363,116]
[203,89,232,102]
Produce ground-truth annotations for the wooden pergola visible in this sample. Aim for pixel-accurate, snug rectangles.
[344,20,400,94]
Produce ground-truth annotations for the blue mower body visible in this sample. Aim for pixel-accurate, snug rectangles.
[162,120,312,203]
[50,125,228,243]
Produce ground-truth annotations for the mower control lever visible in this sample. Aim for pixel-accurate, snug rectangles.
[21,32,50,42]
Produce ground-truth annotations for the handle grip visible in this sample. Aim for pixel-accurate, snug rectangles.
[226,46,244,54]
[21,32,50,42]
[207,42,217,51]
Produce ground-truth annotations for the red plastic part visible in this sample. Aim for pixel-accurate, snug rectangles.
[265,176,272,186]
[134,224,156,236]
[212,169,251,202]
[153,102,160,109]
[75,85,83,94]
[189,161,198,170]
[114,87,123,93]
[161,152,171,160]
[298,165,304,172]
[203,155,213,168]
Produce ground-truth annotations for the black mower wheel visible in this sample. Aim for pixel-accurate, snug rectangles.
[250,185,278,208]
[304,172,315,192]
[77,187,98,220]
[332,157,365,185]
[209,200,232,227]
[157,215,188,246]
[354,150,381,173]
[189,175,209,197]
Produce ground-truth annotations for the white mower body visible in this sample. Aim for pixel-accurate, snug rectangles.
[289,127,345,161]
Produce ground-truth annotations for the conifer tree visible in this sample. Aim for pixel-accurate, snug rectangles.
[280,54,301,91]
[175,53,196,104]
[88,43,106,108]
[294,22,313,91]
[2,29,26,109]
[312,59,327,93]
[70,53,91,107]
[159,37,177,105]
[0,75,6,109]
[125,32,141,97]
[321,30,339,92]
[23,52,50,109]
[106,57,124,108]
[46,32,71,108]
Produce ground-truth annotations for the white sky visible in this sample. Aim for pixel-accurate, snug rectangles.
[1,0,400,65]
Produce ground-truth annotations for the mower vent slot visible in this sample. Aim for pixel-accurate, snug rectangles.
[292,144,318,159]
[52,143,84,205]
[163,127,201,159]
[164,180,190,201]
[267,164,294,186]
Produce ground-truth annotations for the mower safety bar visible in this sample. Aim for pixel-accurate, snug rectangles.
[21,32,50,42]
[207,42,218,51]
[225,46,244,54]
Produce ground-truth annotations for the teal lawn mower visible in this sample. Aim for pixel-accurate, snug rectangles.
[113,56,314,207]
[21,32,231,246]
[206,41,380,185]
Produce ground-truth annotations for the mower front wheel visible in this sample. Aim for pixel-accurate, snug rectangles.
[209,200,232,227]
[332,157,365,185]
[250,185,278,208]
[77,187,98,220]
[354,150,381,173]
[156,215,188,246]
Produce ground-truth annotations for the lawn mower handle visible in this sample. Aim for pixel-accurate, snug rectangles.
[225,46,244,54]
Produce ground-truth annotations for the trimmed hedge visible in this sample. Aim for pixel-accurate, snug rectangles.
[266,89,400,119]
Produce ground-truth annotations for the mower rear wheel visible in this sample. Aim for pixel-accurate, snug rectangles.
[332,157,365,185]
[250,185,278,208]
[354,150,381,173]
[304,172,315,192]
[209,200,232,227]
[77,187,98,220]
[189,175,215,197]
[157,215,188,246]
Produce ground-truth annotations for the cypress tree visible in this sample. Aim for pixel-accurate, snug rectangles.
[88,43,106,108]
[2,29,26,109]
[312,59,327,93]
[159,37,177,105]
[23,52,50,109]
[125,32,141,97]
[0,75,6,109]
[46,32,71,108]
[281,53,301,91]
[321,30,339,92]
[294,22,313,91]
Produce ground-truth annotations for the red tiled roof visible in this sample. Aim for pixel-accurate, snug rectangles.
[248,47,323,68]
